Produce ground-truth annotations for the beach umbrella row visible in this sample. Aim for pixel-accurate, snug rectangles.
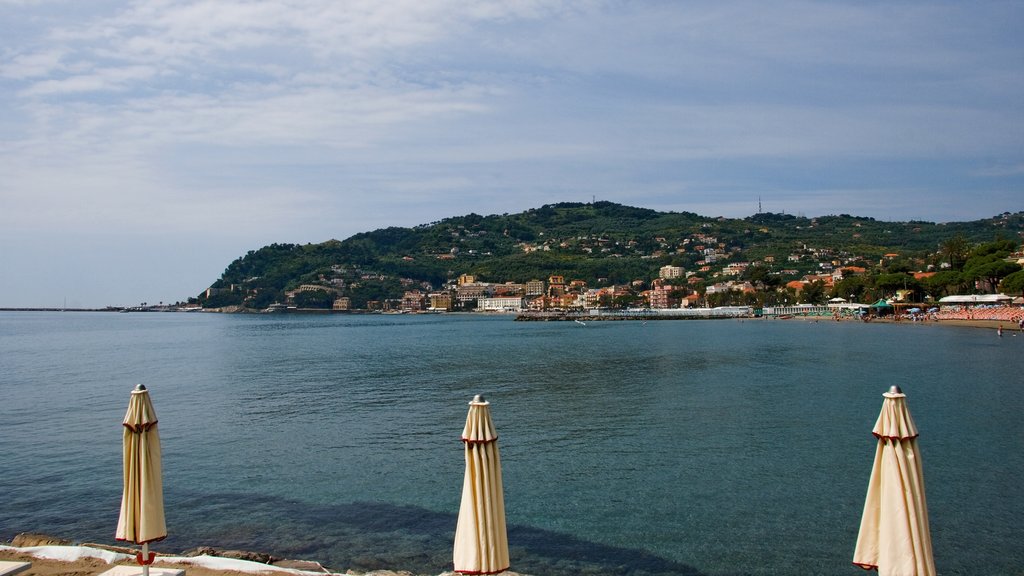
[113,385,934,576]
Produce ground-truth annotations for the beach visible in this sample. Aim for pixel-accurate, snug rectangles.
[840,316,1021,331]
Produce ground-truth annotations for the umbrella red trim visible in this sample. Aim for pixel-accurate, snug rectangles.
[115,535,167,545]
[871,432,919,440]
[461,437,498,444]
[454,566,509,575]
[852,561,877,571]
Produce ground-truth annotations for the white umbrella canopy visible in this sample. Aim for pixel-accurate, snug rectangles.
[853,386,935,576]
[453,395,509,575]
[115,384,166,575]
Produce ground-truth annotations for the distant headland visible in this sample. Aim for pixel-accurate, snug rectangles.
[186,202,1024,315]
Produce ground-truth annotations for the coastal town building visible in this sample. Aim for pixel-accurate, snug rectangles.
[493,282,525,296]
[568,279,588,292]
[478,296,524,312]
[285,284,339,299]
[547,275,566,297]
[456,283,490,305]
[706,281,756,296]
[647,285,679,309]
[429,292,453,311]
[660,265,684,279]
[401,291,426,312]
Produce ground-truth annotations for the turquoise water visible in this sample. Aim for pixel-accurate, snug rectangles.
[0,312,1021,575]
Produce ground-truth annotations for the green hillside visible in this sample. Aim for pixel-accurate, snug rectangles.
[197,202,1024,309]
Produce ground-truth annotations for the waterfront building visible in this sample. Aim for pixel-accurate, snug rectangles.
[478,296,524,312]
[429,292,453,311]
[456,283,491,305]
[525,279,545,296]
[648,285,678,309]
[401,291,426,312]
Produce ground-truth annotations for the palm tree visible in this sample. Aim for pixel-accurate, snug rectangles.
[939,234,970,270]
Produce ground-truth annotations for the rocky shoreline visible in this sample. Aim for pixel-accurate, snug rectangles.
[0,533,450,576]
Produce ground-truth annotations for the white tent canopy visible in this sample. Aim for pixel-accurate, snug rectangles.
[937,294,1012,305]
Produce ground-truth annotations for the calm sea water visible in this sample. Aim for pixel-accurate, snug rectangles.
[0,312,1021,575]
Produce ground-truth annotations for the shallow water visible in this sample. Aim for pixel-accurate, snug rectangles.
[1,312,1021,575]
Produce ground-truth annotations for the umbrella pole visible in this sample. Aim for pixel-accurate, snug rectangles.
[142,543,149,576]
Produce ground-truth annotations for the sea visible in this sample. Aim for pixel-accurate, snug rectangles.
[0,311,1021,576]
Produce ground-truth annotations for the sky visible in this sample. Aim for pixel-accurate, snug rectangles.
[1,1,1022,308]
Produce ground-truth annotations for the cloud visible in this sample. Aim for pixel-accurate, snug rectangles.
[973,163,1024,178]
[1,0,1022,306]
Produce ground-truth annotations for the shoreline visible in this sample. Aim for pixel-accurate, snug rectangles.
[793,316,1020,331]
[0,537,473,576]
[2,307,1021,332]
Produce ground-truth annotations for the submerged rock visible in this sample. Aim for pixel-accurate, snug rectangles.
[10,533,72,547]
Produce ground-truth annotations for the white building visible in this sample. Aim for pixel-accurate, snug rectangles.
[659,265,684,279]
[478,296,524,312]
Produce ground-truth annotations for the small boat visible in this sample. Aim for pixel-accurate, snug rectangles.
[575,319,586,326]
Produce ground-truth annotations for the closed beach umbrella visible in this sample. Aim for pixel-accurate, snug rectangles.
[453,395,509,575]
[853,386,935,576]
[115,384,167,576]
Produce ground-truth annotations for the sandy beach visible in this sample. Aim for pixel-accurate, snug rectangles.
[771,313,1022,332]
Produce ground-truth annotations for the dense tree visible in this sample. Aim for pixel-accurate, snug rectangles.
[1000,270,1024,296]
[800,280,827,304]
[831,275,868,303]
[921,271,962,300]
[965,258,1022,292]
[874,273,914,297]
[293,290,335,309]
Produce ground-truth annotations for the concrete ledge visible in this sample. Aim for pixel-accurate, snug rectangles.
[0,561,31,576]
[98,566,184,576]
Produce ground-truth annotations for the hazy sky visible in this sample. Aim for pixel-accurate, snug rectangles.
[2,1,1022,307]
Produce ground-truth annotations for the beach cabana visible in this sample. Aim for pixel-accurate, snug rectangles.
[868,299,894,316]
[853,386,935,576]
[114,385,169,576]
[453,395,509,575]
[937,294,1012,306]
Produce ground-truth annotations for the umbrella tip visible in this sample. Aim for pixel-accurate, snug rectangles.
[135,384,147,391]
[889,385,902,395]
[472,394,485,403]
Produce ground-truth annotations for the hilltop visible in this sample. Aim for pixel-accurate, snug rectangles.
[195,202,1024,311]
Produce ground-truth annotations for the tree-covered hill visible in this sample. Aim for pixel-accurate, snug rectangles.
[197,202,1024,309]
